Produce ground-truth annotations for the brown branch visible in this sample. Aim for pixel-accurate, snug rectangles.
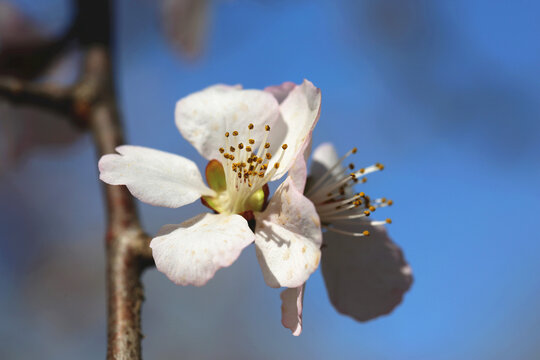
[83,45,153,360]
[0,1,155,358]
[0,30,74,80]
[0,77,88,128]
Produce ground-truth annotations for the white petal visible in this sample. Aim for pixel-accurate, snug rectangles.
[150,213,255,286]
[98,145,214,208]
[254,177,322,288]
[176,84,280,161]
[321,221,413,321]
[280,285,305,336]
[267,79,321,181]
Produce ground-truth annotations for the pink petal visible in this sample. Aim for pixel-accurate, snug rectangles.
[264,81,296,104]
[280,285,305,336]
[161,0,208,58]
[321,221,413,321]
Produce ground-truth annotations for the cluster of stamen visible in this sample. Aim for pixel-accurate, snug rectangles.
[306,147,392,237]
[215,123,287,214]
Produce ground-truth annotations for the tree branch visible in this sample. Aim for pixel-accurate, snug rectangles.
[83,46,153,360]
[0,77,88,128]
[0,1,155,358]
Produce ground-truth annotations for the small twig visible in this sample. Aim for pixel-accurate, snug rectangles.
[0,77,89,128]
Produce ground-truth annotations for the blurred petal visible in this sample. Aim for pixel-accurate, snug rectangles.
[268,79,321,181]
[98,145,214,208]
[321,222,413,321]
[150,213,255,286]
[280,285,305,336]
[255,177,322,288]
[310,142,340,180]
[161,0,208,58]
[176,85,280,161]
[0,3,43,46]
[264,81,296,104]
[0,102,81,173]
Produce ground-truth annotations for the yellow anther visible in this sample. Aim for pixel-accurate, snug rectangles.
[229,155,235,160]
[274,162,280,169]
[387,200,394,206]
[219,147,225,153]
[230,146,235,152]
[264,142,270,149]
[224,153,230,159]
[257,158,263,164]
[363,230,370,236]
[248,123,254,130]
[249,139,255,144]
[225,132,230,137]
[232,131,239,136]
[381,197,387,203]
[261,164,268,170]
[362,178,367,183]
[369,206,376,212]
[386,218,392,224]
[282,144,288,150]
[352,147,358,154]
[363,210,371,216]
[265,125,270,131]
[238,143,244,150]
[359,192,365,197]
[350,173,356,179]
[258,171,265,177]
[359,168,365,174]
[377,163,385,170]
[266,153,272,160]
[246,146,252,152]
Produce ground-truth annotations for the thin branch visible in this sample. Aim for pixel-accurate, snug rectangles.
[0,7,76,80]
[0,77,89,128]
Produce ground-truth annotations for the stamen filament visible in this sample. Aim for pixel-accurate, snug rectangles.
[306,148,357,198]
[324,226,369,237]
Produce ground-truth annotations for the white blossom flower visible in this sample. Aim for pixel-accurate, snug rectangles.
[98,80,323,289]
[279,142,413,336]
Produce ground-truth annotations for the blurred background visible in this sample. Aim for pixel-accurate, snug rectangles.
[1,0,540,359]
